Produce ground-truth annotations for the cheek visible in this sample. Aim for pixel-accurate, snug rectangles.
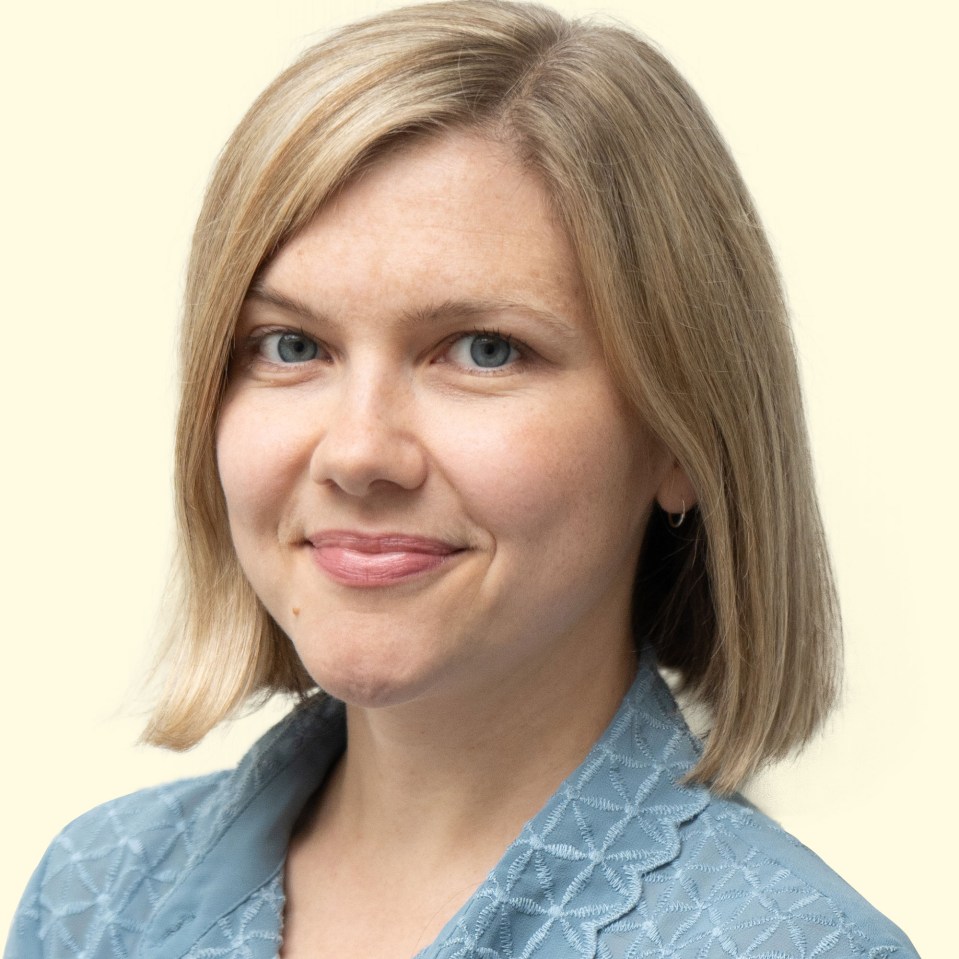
[435,393,654,546]
[215,393,304,535]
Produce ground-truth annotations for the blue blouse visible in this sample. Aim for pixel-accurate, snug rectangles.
[6,656,918,958]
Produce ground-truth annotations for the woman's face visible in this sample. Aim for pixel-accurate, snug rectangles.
[216,133,675,709]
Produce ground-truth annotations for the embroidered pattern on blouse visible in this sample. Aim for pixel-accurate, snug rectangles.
[8,666,915,959]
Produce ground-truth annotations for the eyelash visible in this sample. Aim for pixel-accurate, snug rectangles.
[244,327,326,366]
[240,326,528,374]
[449,328,524,373]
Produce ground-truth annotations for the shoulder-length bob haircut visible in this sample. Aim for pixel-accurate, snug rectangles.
[144,0,840,793]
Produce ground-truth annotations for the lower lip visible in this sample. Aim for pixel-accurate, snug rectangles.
[310,545,460,587]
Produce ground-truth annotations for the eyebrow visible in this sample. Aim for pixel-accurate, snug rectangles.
[244,282,319,323]
[243,282,580,342]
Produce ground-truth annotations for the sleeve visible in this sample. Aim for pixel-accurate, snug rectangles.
[3,776,224,959]
[4,841,55,959]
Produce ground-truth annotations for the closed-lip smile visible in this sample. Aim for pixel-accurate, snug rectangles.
[306,530,465,587]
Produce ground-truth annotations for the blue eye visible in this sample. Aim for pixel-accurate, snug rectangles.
[450,332,519,370]
[260,331,319,363]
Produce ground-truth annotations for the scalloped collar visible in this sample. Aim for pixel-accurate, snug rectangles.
[142,653,710,958]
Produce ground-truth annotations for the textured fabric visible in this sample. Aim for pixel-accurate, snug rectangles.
[6,656,918,958]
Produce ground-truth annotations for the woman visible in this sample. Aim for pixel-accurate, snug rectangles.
[6,2,918,957]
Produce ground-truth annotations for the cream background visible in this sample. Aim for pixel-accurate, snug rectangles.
[2,1,954,955]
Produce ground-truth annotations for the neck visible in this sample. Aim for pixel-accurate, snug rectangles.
[312,637,637,865]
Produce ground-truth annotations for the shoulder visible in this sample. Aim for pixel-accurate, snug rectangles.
[606,793,919,958]
[6,773,228,959]
[54,770,225,847]
[6,694,343,959]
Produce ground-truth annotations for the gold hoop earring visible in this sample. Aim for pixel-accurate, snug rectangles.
[667,500,686,529]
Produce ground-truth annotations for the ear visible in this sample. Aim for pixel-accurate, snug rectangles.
[655,459,698,515]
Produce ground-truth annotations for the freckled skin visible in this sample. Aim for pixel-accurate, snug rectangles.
[215,134,677,711]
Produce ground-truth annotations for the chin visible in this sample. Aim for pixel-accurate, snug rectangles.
[300,644,445,710]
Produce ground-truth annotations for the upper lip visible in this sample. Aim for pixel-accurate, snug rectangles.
[306,530,463,555]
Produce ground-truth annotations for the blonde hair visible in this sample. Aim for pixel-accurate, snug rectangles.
[144,0,840,793]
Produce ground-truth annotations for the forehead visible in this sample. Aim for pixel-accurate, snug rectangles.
[254,133,587,327]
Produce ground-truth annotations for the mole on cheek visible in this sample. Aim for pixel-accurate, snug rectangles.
[292,607,301,616]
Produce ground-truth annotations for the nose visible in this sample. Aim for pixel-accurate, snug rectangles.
[308,365,428,497]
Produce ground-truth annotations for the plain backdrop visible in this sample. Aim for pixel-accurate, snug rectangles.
[2,1,954,955]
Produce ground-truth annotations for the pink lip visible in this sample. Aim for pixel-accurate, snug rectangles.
[306,531,464,588]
